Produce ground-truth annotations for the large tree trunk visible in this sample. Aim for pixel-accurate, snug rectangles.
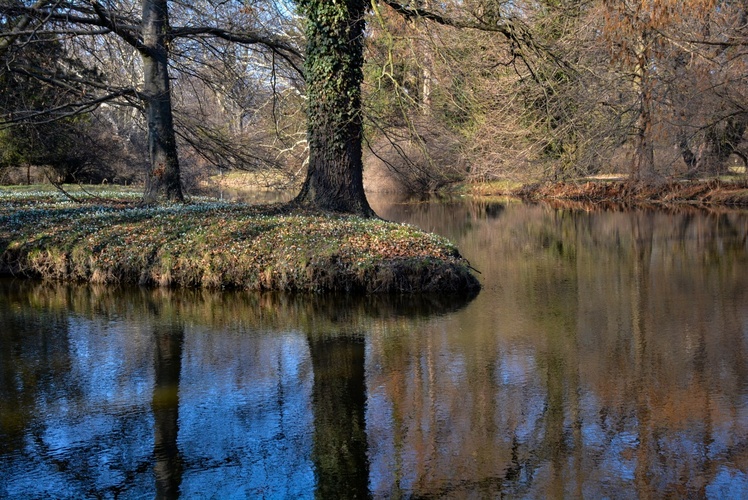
[141,0,183,204]
[293,0,374,216]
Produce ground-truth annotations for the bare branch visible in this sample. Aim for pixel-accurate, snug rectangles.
[89,0,145,52]
[380,0,571,78]
[0,0,52,57]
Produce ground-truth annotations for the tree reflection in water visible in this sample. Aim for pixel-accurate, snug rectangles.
[2,200,748,498]
[152,320,185,498]
[309,334,369,499]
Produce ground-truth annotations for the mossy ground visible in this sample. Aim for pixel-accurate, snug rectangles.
[0,187,480,294]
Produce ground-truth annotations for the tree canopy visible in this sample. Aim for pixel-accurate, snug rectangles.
[1,0,746,204]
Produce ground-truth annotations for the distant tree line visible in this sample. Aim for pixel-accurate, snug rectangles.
[1,1,746,205]
[363,0,747,186]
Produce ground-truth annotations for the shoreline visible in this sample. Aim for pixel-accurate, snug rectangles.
[460,178,748,207]
[0,192,481,294]
[4,178,748,293]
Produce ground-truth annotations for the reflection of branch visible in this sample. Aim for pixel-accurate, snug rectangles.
[27,412,153,496]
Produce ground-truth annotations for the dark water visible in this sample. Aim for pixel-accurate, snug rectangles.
[2,198,748,498]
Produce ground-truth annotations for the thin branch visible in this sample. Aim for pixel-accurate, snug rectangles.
[0,28,112,37]
[381,0,572,77]
[0,0,53,57]
[89,1,145,52]
[1,87,137,127]
[169,26,303,72]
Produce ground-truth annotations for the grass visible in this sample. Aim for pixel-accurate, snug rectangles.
[450,175,748,207]
[512,178,748,207]
[0,187,480,294]
[458,179,524,197]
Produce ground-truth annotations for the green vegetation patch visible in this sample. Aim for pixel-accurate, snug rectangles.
[0,191,480,294]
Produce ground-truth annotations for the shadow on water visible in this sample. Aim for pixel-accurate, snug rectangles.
[309,334,368,499]
[0,285,74,457]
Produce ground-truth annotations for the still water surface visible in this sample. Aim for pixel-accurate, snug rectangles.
[2,198,748,498]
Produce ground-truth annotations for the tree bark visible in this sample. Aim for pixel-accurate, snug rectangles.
[293,0,374,216]
[631,34,657,183]
[141,0,183,203]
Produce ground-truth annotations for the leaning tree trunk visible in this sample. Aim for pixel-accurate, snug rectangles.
[293,0,375,216]
[141,0,183,203]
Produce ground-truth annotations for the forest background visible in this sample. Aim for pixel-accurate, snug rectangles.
[1,0,747,198]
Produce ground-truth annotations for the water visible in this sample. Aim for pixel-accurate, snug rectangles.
[2,198,748,498]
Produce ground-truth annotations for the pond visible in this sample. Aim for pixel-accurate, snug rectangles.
[2,197,748,498]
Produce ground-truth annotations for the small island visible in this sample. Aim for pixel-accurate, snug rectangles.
[0,189,480,294]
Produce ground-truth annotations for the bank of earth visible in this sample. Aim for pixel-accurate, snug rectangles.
[464,178,748,207]
[0,192,480,294]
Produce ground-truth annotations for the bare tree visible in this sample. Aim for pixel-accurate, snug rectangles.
[669,1,748,177]
[2,0,302,202]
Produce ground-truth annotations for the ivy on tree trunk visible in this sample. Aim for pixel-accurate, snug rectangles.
[293,0,375,216]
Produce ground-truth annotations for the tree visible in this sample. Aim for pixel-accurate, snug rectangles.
[0,11,114,184]
[670,0,748,177]
[140,0,183,202]
[292,0,374,215]
[600,0,666,181]
[292,0,550,214]
[362,3,469,194]
[428,1,605,183]
[598,0,747,182]
[2,0,301,202]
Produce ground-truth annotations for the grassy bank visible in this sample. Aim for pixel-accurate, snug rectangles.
[460,178,748,207]
[0,188,480,294]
